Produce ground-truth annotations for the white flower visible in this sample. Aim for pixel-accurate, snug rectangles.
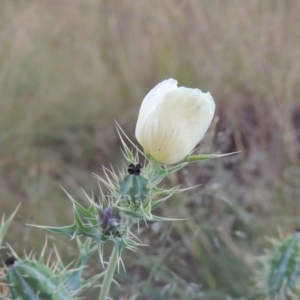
[135,78,215,164]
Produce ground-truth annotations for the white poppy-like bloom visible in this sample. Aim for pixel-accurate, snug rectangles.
[135,78,215,164]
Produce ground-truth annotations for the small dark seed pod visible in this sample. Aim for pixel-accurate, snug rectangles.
[128,163,143,175]
[128,163,136,174]
[5,255,16,267]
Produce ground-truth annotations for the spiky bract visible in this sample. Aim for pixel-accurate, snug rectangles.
[3,238,100,300]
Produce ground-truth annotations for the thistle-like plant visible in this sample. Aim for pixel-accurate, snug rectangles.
[0,208,102,300]
[2,79,298,299]
[30,79,229,299]
[254,230,300,300]
[2,79,233,299]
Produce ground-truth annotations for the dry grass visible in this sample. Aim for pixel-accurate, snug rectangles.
[0,0,300,298]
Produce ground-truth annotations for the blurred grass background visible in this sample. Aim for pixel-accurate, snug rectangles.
[1,0,300,299]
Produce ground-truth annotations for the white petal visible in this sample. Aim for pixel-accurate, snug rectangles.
[138,78,178,115]
[150,88,214,163]
[135,79,178,151]
[135,79,215,164]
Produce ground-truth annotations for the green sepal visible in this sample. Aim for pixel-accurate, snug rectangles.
[148,162,187,183]
[181,152,240,163]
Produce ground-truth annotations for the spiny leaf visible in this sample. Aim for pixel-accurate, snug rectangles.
[66,238,97,292]
[0,204,20,248]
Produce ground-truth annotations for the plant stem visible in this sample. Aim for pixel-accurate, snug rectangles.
[99,245,118,300]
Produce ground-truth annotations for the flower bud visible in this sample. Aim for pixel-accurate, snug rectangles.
[135,79,215,164]
[100,208,120,235]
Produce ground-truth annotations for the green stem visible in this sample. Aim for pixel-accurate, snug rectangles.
[99,245,119,300]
